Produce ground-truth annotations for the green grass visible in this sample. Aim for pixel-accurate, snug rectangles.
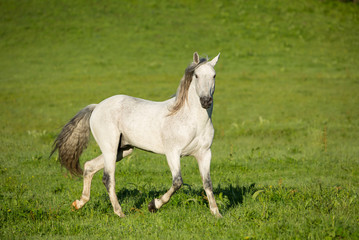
[1,0,359,239]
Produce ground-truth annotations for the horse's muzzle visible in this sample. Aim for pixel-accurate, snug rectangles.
[200,96,213,109]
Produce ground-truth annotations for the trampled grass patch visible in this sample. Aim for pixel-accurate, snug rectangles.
[1,0,359,239]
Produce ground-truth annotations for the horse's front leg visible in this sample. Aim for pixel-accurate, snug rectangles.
[195,149,222,218]
[148,152,182,212]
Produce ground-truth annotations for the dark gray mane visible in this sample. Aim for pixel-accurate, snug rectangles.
[168,57,208,115]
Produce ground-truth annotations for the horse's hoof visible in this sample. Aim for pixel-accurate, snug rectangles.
[215,212,223,218]
[116,212,126,218]
[211,208,223,218]
[213,211,223,218]
[148,199,158,213]
[71,200,79,211]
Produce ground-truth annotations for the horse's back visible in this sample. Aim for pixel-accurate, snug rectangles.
[91,95,171,154]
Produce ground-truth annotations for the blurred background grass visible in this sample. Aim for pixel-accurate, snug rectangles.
[1,0,358,238]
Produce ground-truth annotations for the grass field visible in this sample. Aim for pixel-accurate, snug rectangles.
[1,0,359,239]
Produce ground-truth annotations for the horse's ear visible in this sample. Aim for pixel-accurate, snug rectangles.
[209,53,220,67]
[193,52,199,64]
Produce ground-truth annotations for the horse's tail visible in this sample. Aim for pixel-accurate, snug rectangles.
[50,104,97,176]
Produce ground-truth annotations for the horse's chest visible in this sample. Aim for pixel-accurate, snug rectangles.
[182,122,214,156]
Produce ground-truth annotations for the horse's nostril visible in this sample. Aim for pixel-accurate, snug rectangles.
[200,96,213,109]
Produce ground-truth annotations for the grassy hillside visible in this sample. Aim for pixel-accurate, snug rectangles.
[1,0,358,239]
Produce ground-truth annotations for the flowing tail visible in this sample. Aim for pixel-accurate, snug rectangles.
[51,104,97,176]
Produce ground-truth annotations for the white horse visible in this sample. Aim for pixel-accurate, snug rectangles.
[51,52,222,218]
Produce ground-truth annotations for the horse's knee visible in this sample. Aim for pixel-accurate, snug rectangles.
[172,175,183,190]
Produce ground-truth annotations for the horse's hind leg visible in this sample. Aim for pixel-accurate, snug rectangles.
[94,129,132,217]
[72,148,133,211]
[102,148,126,217]
[72,154,104,210]
[148,152,183,212]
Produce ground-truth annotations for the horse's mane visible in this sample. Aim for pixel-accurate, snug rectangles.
[168,57,208,115]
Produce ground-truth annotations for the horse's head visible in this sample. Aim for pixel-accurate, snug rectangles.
[192,52,220,109]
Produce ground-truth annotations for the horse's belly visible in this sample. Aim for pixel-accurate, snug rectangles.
[118,112,165,154]
[121,130,165,154]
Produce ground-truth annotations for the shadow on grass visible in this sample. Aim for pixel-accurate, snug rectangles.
[114,183,257,210]
[214,183,257,207]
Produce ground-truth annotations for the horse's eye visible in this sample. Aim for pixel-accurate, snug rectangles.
[195,74,198,78]
[214,74,216,79]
